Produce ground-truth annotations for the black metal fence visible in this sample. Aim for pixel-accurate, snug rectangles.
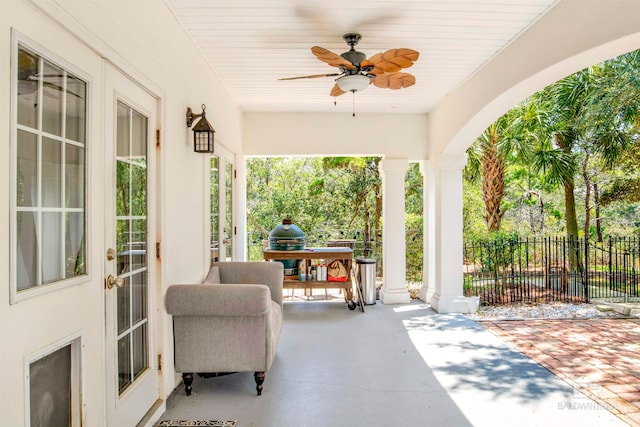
[464,236,640,305]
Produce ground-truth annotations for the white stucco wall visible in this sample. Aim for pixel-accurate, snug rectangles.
[430,0,640,158]
[244,112,429,159]
[1,0,244,425]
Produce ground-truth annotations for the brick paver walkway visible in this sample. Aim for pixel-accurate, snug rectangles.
[482,318,640,426]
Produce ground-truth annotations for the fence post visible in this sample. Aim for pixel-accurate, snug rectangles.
[609,237,613,291]
[584,238,589,303]
[624,244,629,303]
[510,239,515,303]
[631,237,638,297]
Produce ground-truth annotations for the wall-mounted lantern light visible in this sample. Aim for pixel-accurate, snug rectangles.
[186,104,215,153]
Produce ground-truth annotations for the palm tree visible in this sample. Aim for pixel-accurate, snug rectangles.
[466,107,532,233]
[532,69,593,240]
[586,50,640,238]
[466,50,639,241]
[527,56,637,266]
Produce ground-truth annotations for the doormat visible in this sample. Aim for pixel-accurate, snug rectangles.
[157,421,237,427]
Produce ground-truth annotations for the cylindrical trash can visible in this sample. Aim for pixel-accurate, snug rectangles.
[355,257,376,305]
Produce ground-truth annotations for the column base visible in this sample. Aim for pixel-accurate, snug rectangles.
[380,287,411,305]
[430,294,470,313]
[418,284,434,304]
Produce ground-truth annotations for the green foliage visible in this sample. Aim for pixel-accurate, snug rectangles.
[405,163,423,281]
[405,162,423,215]
[464,48,640,239]
[470,232,520,273]
[247,157,424,282]
[599,142,640,206]
[462,179,488,240]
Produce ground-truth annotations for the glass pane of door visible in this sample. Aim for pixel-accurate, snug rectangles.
[224,160,233,261]
[14,45,87,294]
[115,101,148,394]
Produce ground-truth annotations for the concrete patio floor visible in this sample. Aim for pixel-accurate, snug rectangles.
[158,298,625,427]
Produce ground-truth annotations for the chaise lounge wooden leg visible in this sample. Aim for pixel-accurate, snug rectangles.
[182,373,194,396]
[254,371,265,396]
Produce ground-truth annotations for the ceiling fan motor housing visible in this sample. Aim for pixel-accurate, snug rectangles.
[341,33,366,67]
[340,50,366,67]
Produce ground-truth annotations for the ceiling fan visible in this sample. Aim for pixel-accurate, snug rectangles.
[279,33,419,99]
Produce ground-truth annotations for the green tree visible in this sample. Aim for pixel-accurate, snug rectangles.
[528,61,635,240]
[246,157,425,282]
[464,49,640,243]
[321,157,382,256]
[585,50,640,221]
[530,70,588,241]
[465,105,533,233]
[405,163,423,281]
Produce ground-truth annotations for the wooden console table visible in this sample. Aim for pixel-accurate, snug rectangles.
[263,247,363,310]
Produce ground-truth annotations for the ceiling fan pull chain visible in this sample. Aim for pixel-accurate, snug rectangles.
[352,91,356,117]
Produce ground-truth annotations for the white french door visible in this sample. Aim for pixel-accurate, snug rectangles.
[104,65,159,425]
[209,152,234,263]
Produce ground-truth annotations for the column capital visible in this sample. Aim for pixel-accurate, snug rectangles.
[437,153,467,170]
[418,159,435,174]
[379,158,409,174]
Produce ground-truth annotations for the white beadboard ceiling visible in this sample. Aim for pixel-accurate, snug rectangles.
[166,0,558,114]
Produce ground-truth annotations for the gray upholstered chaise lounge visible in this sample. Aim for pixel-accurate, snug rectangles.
[165,261,284,396]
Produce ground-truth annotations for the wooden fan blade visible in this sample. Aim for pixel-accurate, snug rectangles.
[330,84,346,97]
[279,73,340,81]
[311,46,356,70]
[372,72,416,90]
[372,73,389,88]
[367,66,386,75]
[366,48,419,73]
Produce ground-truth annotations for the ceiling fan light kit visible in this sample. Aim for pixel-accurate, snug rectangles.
[336,74,370,92]
[279,33,419,115]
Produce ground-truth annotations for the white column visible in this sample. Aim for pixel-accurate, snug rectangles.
[418,160,435,303]
[379,158,410,304]
[429,154,470,313]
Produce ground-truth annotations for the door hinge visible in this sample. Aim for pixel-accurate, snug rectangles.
[234,226,237,236]
[157,353,162,371]
[156,129,161,148]
[234,169,237,179]
[156,241,161,260]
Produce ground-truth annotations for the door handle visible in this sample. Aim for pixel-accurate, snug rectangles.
[105,274,126,289]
